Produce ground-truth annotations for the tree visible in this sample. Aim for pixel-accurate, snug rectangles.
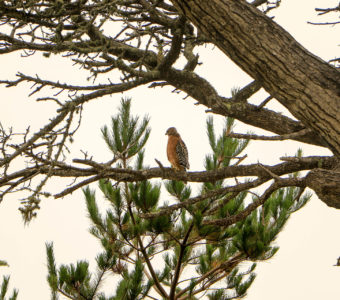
[0,261,18,300]
[0,0,338,297]
[171,0,340,154]
[0,0,338,215]
[169,0,340,207]
[44,98,310,299]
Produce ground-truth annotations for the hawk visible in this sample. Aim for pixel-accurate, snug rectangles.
[165,127,190,171]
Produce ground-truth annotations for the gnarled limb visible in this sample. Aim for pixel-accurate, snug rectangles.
[170,0,340,156]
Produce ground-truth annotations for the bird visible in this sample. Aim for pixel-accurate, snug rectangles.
[165,127,190,172]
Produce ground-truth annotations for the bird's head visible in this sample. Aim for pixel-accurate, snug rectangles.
[165,127,179,136]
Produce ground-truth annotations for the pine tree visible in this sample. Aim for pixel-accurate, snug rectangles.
[45,98,310,299]
[0,262,18,300]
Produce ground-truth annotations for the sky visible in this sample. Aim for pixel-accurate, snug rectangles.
[0,0,340,299]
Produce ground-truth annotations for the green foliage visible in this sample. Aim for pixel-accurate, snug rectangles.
[130,181,161,213]
[226,265,256,298]
[101,97,150,160]
[46,239,150,299]
[58,261,91,292]
[165,180,191,201]
[217,192,246,219]
[0,276,18,300]
[46,242,58,300]
[233,186,311,260]
[43,99,311,300]
[205,116,249,171]
[134,150,147,171]
[46,242,119,300]
[111,260,147,300]
[207,289,225,300]
[0,261,8,267]
[0,262,18,300]
[95,249,117,271]
[206,265,256,300]
[84,186,106,231]
[189,116,311,298]
[45,99,156,299]
[204,117,249,191]
[147,213,172,234]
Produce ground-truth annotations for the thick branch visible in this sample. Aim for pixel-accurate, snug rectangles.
[4,155,336,184]
[170,0,340,156]
[226,128,312,141]
[164,69,327,147]
[306,169,340,209]
[1,156,336,203]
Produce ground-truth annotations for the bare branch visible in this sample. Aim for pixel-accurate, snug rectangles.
[226,128,312,141]
[0,109,70,168]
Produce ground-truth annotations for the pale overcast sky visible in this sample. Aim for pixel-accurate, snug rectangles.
[0,0,340,299]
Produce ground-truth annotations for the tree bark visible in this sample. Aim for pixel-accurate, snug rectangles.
[306,168,340,209]
[170,0,340,157]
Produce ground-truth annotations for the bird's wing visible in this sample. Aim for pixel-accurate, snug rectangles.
[176,139,190,169]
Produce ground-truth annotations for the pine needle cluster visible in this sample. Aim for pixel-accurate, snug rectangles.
[0,262,18,300]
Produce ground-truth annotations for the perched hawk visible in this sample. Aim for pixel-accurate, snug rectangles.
[165,127,190,171]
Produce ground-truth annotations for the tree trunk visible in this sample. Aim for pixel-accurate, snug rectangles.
[170,0,340,157]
